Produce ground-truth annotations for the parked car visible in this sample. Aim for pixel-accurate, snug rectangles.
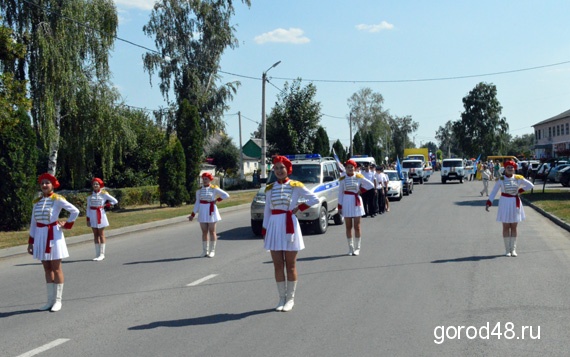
[384,170,403,201]
[547,164,570,182]
[560,168,570,187]
[250,154,343,236]
[536,161,568,181]
[555,166,570,184]
[401,171,413,196]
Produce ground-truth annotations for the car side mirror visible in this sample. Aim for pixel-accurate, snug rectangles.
[323,176,334,182]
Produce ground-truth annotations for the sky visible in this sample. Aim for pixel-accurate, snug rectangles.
[110,0,570,153]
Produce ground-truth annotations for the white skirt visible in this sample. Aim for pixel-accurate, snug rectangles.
[263,214,305,251]
[197,202,222,223]
[340,194,365,218]
[87,208,110,228]
[32,226,69,261]
[496,196,526,223]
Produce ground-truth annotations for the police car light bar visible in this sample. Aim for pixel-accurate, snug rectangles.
[284,154,321,160]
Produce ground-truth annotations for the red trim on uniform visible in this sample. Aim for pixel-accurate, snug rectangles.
[36,221,58,253]
[216,197,223,202]
[501,193,521,208]
[28,236,34,244]
[63,221,74,229]
[190,212,196,217]
[344,191,361,206]
[486,200,492,207]
[359,187,368,194]
[518,188,525,194]
[338,204,343,210]
[298,203,310,212]
[200,200,216,215]
[262,228,266,237]
[90,206,104,224]
[271,209,294,234]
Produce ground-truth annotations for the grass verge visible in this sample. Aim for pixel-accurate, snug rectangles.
[522,190,570,224]
[0,190,256,250]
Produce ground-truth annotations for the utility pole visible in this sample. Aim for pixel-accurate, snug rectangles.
[349,112,353,157]
[261,60,281,179]
[238,111,244,179]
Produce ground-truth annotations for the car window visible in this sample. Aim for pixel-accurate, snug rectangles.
[402,162,422,168]
[387,172,399,181]
[443,160,463,168]
[289,164,321,183]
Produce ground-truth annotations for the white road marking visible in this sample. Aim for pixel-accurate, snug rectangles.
[186,274,218,287]
[16,338,70,357]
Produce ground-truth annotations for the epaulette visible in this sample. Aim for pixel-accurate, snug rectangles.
[356,173,365,179]
[209,184,219,189]
[339,176,346,181]
[265,183,274,192]
[514,174,525,180]
[101,189,109,194]
[289,180,305,188]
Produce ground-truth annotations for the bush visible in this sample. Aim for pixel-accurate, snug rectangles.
[63,186,160,216]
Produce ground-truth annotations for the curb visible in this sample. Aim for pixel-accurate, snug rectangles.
[0,203,251,260]
[521,197,570,233]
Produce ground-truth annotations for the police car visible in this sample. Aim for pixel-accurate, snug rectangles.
[250,154,343,236]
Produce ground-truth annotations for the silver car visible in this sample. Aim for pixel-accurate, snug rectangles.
[250,154,343,236]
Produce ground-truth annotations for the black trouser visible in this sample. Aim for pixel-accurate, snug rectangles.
[377,188,386,214]
[362,189,375,216]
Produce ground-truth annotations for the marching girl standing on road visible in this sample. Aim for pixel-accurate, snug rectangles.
[27,173,80,312]
[188,173,229,258]
[485,160,534,257]
[338,160,375,256]
[86,178,118,261]
[263,155,319,312]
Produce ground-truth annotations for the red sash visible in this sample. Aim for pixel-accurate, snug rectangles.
[90,206,104,224]
[271,210,294,234]
[36,222,58,253]
[344,191,361,206]
[200,200,215,215]
[501,193,521,208]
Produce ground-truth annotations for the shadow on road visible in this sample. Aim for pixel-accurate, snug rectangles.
[218,226,259,241]
[128,308,274,330]
[431,255,503,263]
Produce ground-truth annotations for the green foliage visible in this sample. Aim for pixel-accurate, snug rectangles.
[331,139,347,162]
[313,126,330,157]
[505,133,535,158]
[352,131,364,155]
[176,100,202,200]
[0,109,37,231]
[208,135,240,174]
[389,115,419,159]
[64,186,160,216]
[158,137,189,207]
[266,79,322,154]
[454,82,509,158]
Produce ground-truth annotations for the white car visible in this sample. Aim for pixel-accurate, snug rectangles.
[384,170,403,201]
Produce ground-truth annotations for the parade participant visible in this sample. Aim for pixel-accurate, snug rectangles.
[86,178,118,261]
[188,173,229,258]
[263,155,319,312]
[27,173,79,312]
[375,166,388,214]
[361,164,377,217]
[485,160,534,257]
[479,165,492,196]
[338,160,375,256]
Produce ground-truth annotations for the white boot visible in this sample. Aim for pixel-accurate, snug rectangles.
[282,281,297,312]
[208,240,216,258]
[200,241,209,257]
[50,283,64,312]
[354,238,361,256]
[39,283,55,311]
[503,238,511,257]
[275,281,286,311]
[95,243,106,261]
[92,244,100,261]
[347,238,354,256]
[510,237,517,257]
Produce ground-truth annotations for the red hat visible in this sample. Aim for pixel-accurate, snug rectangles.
[91,177,104,188]
[273,155,293,175]
[345,159,358,168]
[503,160,518,170]
[38,173,60,189]
[201,172,214,181]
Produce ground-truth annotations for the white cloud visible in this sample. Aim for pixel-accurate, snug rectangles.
[355,21,394,33]
[114,0,154,11]
[254,28,310,45]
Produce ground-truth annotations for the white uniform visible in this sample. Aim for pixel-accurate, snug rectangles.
[263,179,319,251]
[338,174,375,218]
[192,185,230,223]
[29,194,80,261]
[488,174,534,223]
[86,190,118,228]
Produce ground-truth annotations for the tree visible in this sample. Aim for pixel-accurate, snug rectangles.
[176,100,203,200]
[390,115,419,159]
[158,137,189,207]
[208,135,240,175]
[1,0,118,175]
[454,82,509,158]
[266,79,322,154]
[352,131,364,156]
[313,126,330,157]
[435,120,457,158]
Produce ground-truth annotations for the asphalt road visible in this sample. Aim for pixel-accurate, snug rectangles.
[2,174,570,357]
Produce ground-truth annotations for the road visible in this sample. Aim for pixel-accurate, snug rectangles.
[1,174,570,357]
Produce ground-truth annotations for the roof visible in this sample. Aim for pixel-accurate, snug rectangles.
[533,108,570,127]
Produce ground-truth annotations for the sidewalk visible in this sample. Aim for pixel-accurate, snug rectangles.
[0,203,251,260]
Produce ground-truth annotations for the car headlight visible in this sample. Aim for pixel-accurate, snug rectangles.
[253,193,266,204]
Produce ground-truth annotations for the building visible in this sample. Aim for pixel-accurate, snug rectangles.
[533,109,570,159]
[240,138,261,175]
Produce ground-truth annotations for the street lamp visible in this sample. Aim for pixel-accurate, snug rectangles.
[261,60,281,179]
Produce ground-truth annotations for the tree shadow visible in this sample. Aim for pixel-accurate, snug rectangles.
[128,308,274,330]
[124,257,196,265]
[431,255,503,263]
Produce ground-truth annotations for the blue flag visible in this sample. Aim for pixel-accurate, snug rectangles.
[332,148,345,173]
[474,153,481,173]
[396,156,403,179]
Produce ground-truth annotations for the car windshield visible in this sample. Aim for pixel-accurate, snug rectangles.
[387,172,400,181]
[443,160,463,168]
[402,162,422,168]
[267,164,321,184]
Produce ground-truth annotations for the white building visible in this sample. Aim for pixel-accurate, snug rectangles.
[533,109,570,159]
